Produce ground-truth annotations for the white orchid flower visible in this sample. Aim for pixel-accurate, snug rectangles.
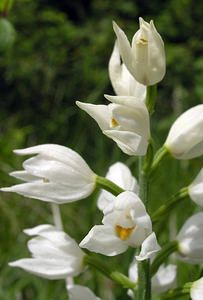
[176,212,203,264]
[190,277,203,300]
[109,41,146,99]
[188,168,203,207]
[113,18,165,86]
[80,191,152,256]
[1,144,96,203]
[9,224,86,279]
[76,95,150,156]
[68,285,101,300]
[97,162,138,212]
[128,259,176,297]
[165,105,203,159]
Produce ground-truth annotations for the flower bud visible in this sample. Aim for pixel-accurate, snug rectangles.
[9,224,85,279]
[113,18,165,86]
[1,144,96,203]
[176,212,203,264]
[165,105,203,159]
[190,277,203,300]
[108,41,146,99]
[188,168,203,206]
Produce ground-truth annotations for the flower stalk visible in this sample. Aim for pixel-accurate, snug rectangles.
[96,175,124,196]
[137,154,151,300]
[152,187,189,224]
[161,282,192,299]
[84,255,136,289]
[146,85,157,115]
[150,146,169,176]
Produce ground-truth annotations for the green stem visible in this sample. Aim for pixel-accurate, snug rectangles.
[161,282,192,299]
[84,255,136,289]
[150,146,168,176]
[152,187,189,224]
[96,175,124,196]
[146,85,157,115]
[137,157,150,300]
[151,240,178,277]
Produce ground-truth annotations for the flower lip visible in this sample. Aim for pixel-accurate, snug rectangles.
[115,224,135,241]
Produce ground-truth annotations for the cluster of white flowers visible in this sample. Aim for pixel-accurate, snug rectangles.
[2,17,203,300]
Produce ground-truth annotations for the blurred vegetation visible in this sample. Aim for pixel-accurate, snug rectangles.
[0,0,203,299]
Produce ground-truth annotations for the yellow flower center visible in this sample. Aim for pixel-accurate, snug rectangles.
[43,178,49,183]
[137,38,148,45]
[111,118,119,128]
[115,225,135,241]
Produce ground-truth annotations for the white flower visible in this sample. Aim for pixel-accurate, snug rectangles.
[97,162,138,211]
[188,168,203,207]
[190,277,203,300]
[109,41,146,99]
[80,191,152,256]
[76,95,150,156]
[176,212,203,264]
[1,144,96,203]
[165,105,203,159]
[68,285,101,300]
[9,224,85,279]
[113,18,165,86]
[128,259,176,297]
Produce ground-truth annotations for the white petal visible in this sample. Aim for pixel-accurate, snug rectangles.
[24,224,56,236]
[23,154,95,185]
[104,94,148,111]
[135,232,160,261]
[104,129,148,156]
[191,278,203,300]
[115,191,152,231]
[97,162,138,211]
[14,144,93,174]
[76,101,110,130]
[112,21,135,78]
[80,225,128,256]
[2,180,95,203]
[108,41,145,98]
[10,170,39,182]
[68,285,100,300]
[108,41,127,96]
[9,258,76,279]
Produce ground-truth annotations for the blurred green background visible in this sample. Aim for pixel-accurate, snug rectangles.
[1,0,203,299]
